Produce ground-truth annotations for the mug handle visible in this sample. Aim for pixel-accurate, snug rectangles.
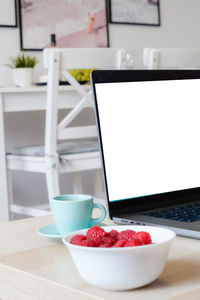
[90,203,106,226]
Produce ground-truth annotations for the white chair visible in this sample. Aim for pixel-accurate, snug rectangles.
[143,48,200,69]
[6,48,127,218]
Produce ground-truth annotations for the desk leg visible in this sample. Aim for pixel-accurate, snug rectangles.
[0,94,9,221]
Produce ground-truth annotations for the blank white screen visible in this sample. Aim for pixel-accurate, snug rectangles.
[95,79,200,202]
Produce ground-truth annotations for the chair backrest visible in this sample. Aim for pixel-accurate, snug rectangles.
[143,48,200,69]
[43,48,128,157]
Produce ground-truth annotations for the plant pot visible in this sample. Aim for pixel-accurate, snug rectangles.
[13,68,33,87]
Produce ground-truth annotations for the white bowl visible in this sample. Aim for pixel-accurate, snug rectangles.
[63,225,175,291]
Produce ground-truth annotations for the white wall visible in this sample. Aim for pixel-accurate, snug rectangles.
[109,0,200,67]
[1,0,200,86]
[1,0,200,211]
[0,29,43,86]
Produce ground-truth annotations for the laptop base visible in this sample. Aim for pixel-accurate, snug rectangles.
[113,215,200,239]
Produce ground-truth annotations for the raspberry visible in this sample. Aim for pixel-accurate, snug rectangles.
[92,237,103,247]
[70,228,152,248]
[113,239,127,247]
[118,230,136,240]
[70,234,86,245]
[101,236,115,247]
[86,226,106,240]
[106,230,118,240]
[79,239,97,247]
[125,238,144,247]
[136,231,152,245]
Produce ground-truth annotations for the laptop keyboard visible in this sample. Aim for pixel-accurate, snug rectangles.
[142,202,200,223]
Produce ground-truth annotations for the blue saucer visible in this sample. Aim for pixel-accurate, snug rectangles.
[38,224,61,238]
[38,223,107,239]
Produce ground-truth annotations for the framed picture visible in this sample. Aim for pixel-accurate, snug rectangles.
[0,0,17,28]
[19,0,109,51]
[109,0,160,26]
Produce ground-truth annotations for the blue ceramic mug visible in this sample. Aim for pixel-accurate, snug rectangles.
[52,194,106,236]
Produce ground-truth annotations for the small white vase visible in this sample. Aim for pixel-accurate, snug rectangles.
[13,68,33,87]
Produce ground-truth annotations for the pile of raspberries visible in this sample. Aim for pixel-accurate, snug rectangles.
[70,226,152,248]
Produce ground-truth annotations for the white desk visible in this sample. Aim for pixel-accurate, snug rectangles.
[2,215,200,299]
[0,85,91,222]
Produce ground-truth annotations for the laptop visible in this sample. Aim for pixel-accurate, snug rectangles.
[91,69,200,239]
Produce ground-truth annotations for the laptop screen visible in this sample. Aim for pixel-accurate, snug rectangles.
[91,70,200,214]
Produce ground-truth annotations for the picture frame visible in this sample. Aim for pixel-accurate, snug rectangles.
[19,0,109,51]
[0,0,17,28]
[109,0,160,27]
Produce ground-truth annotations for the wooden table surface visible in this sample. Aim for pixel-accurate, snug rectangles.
[1,215,200,300]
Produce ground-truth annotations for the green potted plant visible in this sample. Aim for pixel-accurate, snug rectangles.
[7,53,37,87]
